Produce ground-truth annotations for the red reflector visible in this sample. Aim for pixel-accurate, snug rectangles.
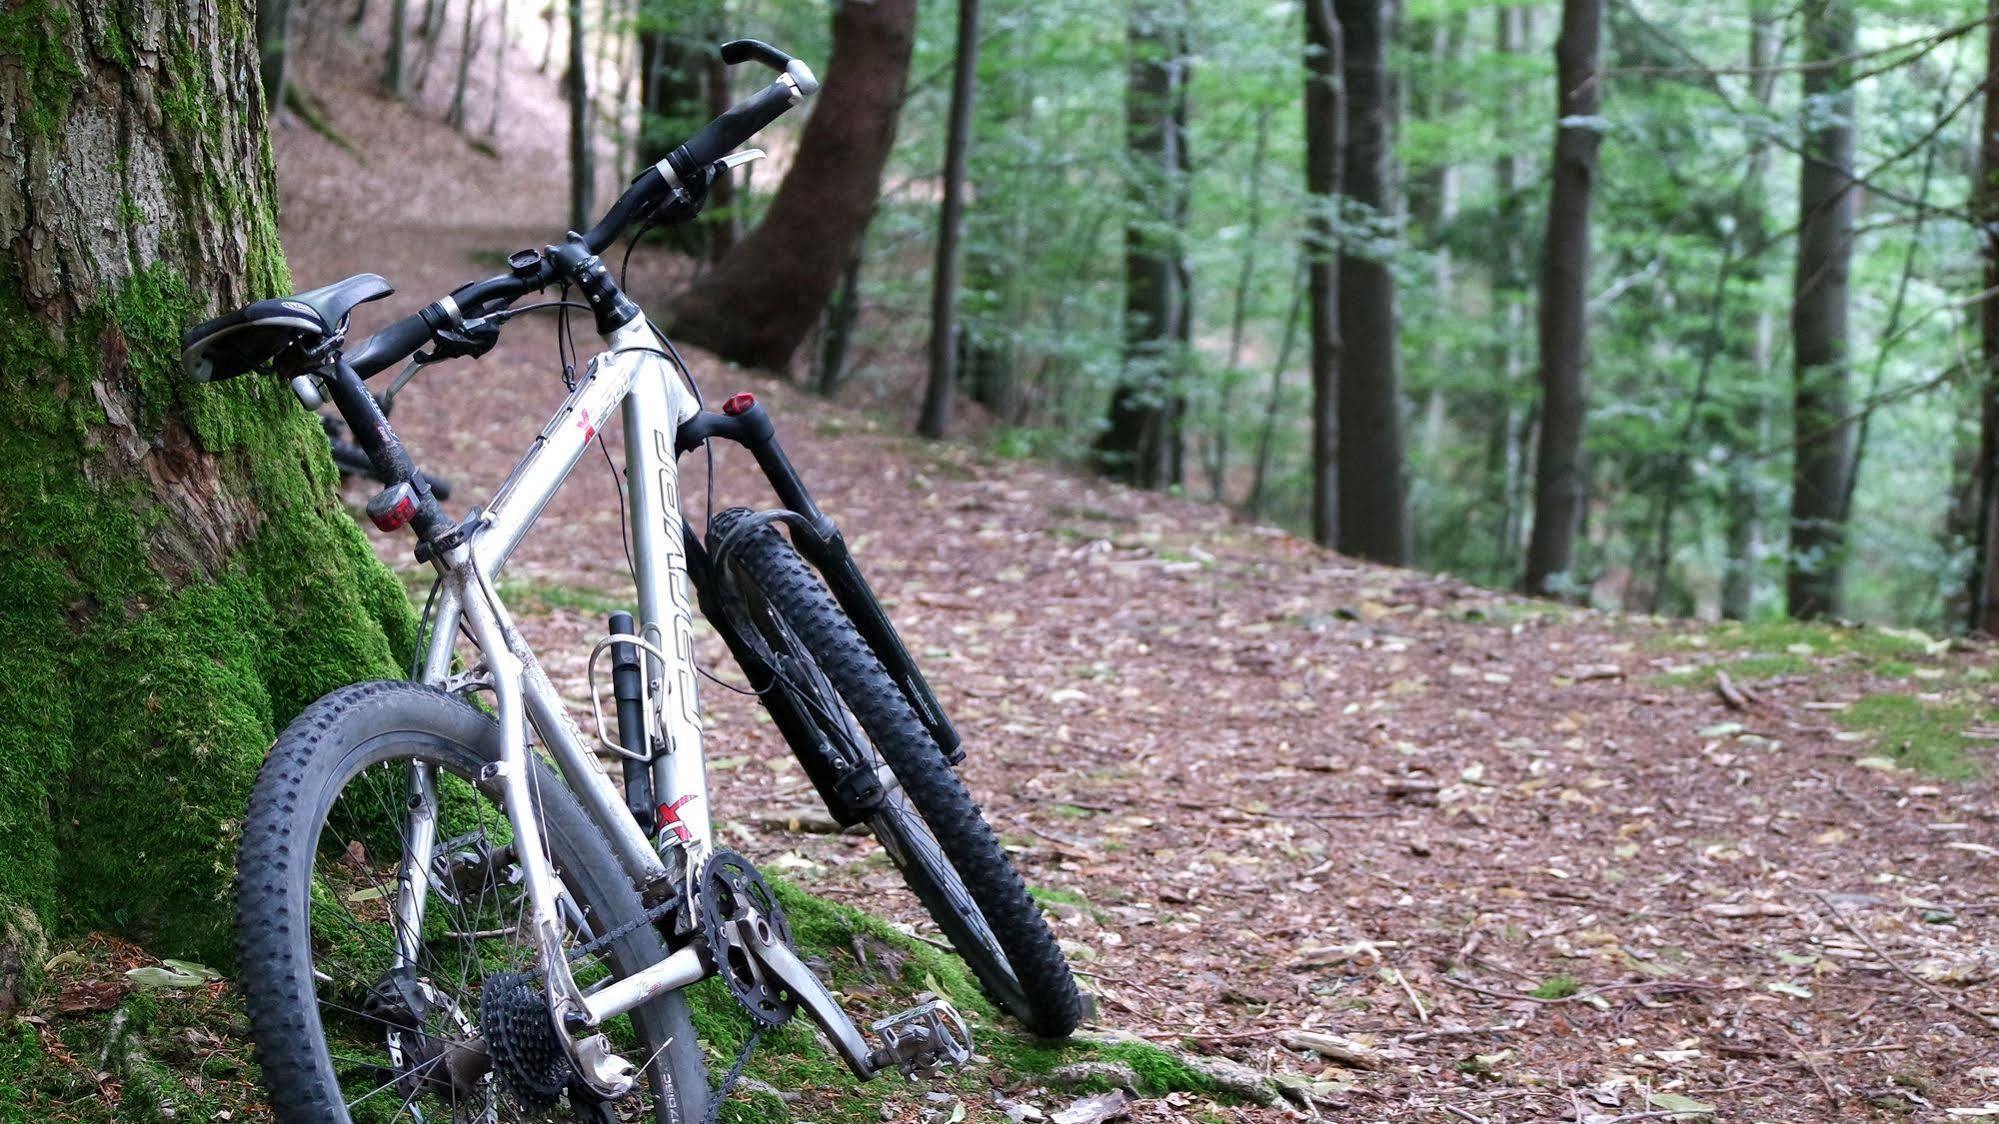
[722,392,757,417]
[371,492,417,532]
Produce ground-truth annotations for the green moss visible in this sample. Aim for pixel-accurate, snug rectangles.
[1529,974,1580,999]
[1660,618,1935,663]
[0,1,84,139]
[0,260,413,966]
[1654,653,1815,688]
[1844,694,1987,780]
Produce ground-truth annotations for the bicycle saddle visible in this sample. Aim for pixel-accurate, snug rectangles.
[181,273,394,382]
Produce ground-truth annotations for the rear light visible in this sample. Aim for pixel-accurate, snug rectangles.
[367,482,419,532]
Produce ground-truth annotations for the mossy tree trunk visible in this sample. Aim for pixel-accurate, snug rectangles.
[0,0,413,1006]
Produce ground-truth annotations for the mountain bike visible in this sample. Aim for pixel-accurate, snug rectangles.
[180,40,1082,1123]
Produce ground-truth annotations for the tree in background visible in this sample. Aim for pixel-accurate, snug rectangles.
[636,0,731,258]
[383,0,410,97]
[918,0,983,440]
[670,0,920,370]
[0,0,411,995]
[1786,0,1859,619]
[1095,0,1192,488]
[1972,0,1999,633]
[258,0,293,110]
[1333,0,1409,564]
[1304,0,1343,545]
[567,0,595,232]
[1523,0,1603,597]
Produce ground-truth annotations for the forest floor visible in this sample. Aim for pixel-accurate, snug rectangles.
[137,14,1999,1123]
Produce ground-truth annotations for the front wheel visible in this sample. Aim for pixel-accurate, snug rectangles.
[234,680,709,1123]
[710,509,1084,1038]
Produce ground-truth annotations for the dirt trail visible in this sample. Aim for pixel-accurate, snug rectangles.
[277,19,1999,1122]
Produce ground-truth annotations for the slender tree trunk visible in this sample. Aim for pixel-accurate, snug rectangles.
[1333,0,1409,564]
[448,0,481,129]
[1786,0,1858,619]
[0,0,412,990]
[1207,104,1274,501]
[567,0,595,232]
[487,0,511,136]
[1486,3,1529,570]
[258,0,294,110]
[1095,0,1190,488]
[919,0,983,439]
[1248,260,1309,519]
[1523,0,1604,597]
[384,0,411,96]
[814,234,868,396]
[1971,0,1999,633]
[1304,0,1344,545]
[669,0,919,370]
[414,0,449,90]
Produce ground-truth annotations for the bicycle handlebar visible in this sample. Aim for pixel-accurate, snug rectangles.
[345,38,817,379]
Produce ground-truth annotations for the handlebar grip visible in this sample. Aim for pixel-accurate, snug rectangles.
[666,79,800,184]
[720,38,791,69]
[347,312,435,378]
[583,166,668,254]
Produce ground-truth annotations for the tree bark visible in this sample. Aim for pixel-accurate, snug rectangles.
[567,0,595,232]
[1785,0,1858,619]
[1972,0,1999,633]
[668,0,919,371]
[1522,0,1603,597]
[918,0,983,439]
[1304,0,1344,543]
[384,0,410,96]
[258,0,294,110]
[0,0,412,991]
[1333,0,1408,564]
[1094,0,1190,488]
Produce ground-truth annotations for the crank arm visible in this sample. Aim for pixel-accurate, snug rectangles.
[734,913,974,1080]
[733,914,878,1076]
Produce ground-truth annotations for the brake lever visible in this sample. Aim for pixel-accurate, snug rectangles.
[381,316,501,414]
[718,148,766,173]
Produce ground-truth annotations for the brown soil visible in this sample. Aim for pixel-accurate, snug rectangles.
[274,11,1999,1122]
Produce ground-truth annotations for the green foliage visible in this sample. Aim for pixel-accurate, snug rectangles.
[737,0,1991,628]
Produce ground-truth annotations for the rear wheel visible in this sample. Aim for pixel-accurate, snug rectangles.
[235,680,708,1123]
[710,509,1083,1038]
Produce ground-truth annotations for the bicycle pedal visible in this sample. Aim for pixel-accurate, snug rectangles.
[869,999,972,1079]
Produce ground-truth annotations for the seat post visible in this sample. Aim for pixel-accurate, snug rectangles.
[322,358,448,544]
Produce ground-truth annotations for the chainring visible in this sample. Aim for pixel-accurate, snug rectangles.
[696,849,798,1029]
[480,970,573,1109]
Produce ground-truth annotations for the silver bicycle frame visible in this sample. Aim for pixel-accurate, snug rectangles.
[390,312,720,1066]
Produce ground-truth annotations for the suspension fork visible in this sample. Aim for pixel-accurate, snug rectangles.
[677,401,964,765]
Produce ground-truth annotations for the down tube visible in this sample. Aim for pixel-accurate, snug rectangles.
[622,361,712,852]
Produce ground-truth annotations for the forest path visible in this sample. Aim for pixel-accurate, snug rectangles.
[275,21,1999,1123]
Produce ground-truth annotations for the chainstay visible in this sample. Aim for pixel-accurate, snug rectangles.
[523,892,683,981]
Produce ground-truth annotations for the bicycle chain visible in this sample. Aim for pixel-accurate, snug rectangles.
[523,892,683,981]
[704,1026,765,1124]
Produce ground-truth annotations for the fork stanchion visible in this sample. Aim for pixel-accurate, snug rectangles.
[676,402,966,765]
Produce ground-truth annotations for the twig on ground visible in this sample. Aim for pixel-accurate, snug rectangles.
[1441,1105,1489,1124]
[1388,964,1429,1024]
[1810,891,1999,1036]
